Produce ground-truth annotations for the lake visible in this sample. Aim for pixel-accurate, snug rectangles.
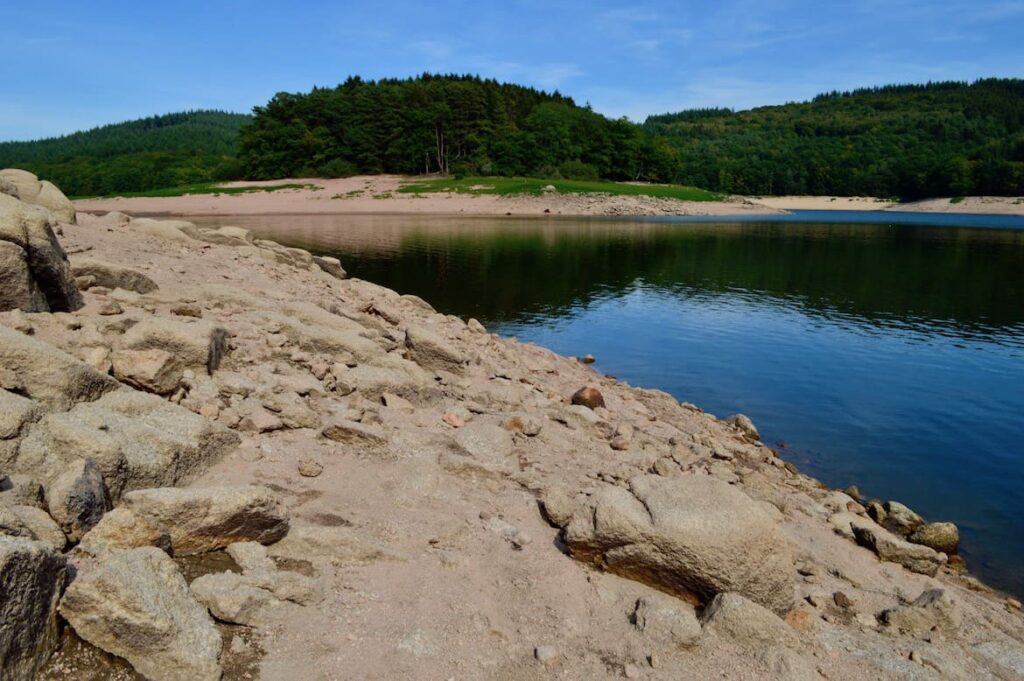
[190,210,1024,596]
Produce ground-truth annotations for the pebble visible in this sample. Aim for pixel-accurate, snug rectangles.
[833,591,855,610]
[98,300,123,315]
[581,354,596,364]
[442,412,465,428]
[624,663,641,678]
[297,459,324,477]
[1008,598,1022,611]
[534,645,558,664]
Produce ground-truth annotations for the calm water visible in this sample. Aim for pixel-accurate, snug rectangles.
[190,211,1024,596]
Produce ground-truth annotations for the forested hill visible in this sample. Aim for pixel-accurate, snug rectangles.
[644,79,1024,198]
[0,111,251,196]
[238,74,677,182]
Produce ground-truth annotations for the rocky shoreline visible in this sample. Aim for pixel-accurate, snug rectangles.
[2,169,1024,680]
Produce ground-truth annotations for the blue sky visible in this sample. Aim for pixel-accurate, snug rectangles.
[2,0,1022,140]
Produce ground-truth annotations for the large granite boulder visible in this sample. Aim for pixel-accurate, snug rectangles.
[121,485,289,555]
[563,474,795,615]
[0,169,75,224]
[121,317,228,375]
[0,537,69,680]
[58,547,222,681]
[0,193,82,312]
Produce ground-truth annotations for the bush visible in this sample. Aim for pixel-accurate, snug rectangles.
[558,160,599,180]
[318,158,358,178]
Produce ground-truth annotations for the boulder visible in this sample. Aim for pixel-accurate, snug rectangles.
[46,458,110,542]
[0,389,42,442]
[196,225,253,247]
[0,170,75,223]
[0,537,68,680]
[121,317,227,375]
[6,506,66,551]
[633,592,701,647]
[404,325,467,373]
[725,413,760,440]
[701,592,801,649]
[908,521,959,555]
[74,507,171,558]
[13,389,239,498]
[0,193,83,312]
[129,218,199,242]
[0,504,34,539]
[121,485,289,555]
[851,521,945,576]
[58,546,222,681]
[313,255,347,279]
[190,571,275,626]
[570,386,605,410]
[563,475,794,615]
[0,475,45,508]
[881,501,924,537]
[0,240,47,311]
[111,348,182,394]
[70,257,158,293]
[0,325,118,410]
[881,588,961,634]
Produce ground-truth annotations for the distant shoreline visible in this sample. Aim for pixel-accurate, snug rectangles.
[73,175,1024,218]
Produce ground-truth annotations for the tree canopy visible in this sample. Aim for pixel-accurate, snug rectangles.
[0,111,251,197]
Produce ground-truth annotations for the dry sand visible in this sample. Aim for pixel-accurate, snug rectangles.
[74,176,1024,218]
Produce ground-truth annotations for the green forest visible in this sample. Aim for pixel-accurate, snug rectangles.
[1,76,1022,199]
[0,111,251,197]
[646,79,1024,198]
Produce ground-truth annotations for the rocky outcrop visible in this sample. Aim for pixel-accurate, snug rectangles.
[562,475,795,615]
[121,485,289,555]
[0,537,68,680]
[0,169,75,224]
[0,193,82,312]
[58,547,222,681]
[70,257,158,293]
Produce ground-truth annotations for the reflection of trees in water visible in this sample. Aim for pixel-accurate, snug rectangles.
[336,222,1024,341]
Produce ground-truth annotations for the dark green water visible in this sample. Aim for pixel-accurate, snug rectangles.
[192,211,1024,596]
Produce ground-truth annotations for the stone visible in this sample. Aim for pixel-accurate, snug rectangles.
[111,348,182,395]
[196,225,253,247]
[539,486,580,528]
[58,546,222,681]
[7,506,66,551]
[97,300,123,315]
[0,536,69,679]
[700,592,801,649]
[238,407,284,434]
[881,588,962,634]
[534,645,558,664]
[467,318,486,333]
[122,485,289,555]
[632,592,701,647]
[46,459,110,542]
[0,170,75,223]
[881,500,924,537]
[0,388,42,442]
[75,507,172,558]
[321,419,388,448]
[725,413,760,440]
[312,255,347,279]
[580,353,596,364]
[0,325,118,409]
[563,475,795,615]
[908,521,959,555]
[121,317,228,375]
[171,303,203,318]
[851,520,944,576]
[0,474,45,508]
[0,193,82,312]
[571,386,605,410]
[190,571,276,626]
[297,458,323,477]
[0,504,34,539]
[70,257,158,293]
[833,591,855,610]
[129,217,198,242]
[404,325,467,373]
[610,423,634,451]
[0,240,47,311]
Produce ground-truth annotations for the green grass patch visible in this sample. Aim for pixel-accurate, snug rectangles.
[397,176,725,202]
[74,182,318,200]
[950,196,966,204]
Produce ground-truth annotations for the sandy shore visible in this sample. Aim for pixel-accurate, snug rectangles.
[74,176,1024,219]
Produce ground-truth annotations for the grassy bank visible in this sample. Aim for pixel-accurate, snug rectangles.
[398,176,726,202]
[72,182,316,200]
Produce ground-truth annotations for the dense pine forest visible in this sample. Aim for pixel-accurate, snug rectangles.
[237,74,676,182]
[1,76,1022,198]
[646,79,1024,198]
[0,111,251,196]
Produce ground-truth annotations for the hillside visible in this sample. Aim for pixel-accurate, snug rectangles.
[0,111,251,197]
[645,79,1024,199]
[238,74,677,183]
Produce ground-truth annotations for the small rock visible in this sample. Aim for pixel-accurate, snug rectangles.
[443,412,466,428]
[881,501,924,537]
[633,592,701,647]
[534,645,558,664]
[171,303,203,318]
[624,663,641,678]
[1007,597,1022,611]
[881,588,961,634]
[833,591,855,610]
[843,485,862,502]
[581,354,596,364]
[571,386,605,410]
[98,300,123,316]
[297,458,323,478]
[467,318,486,333]
[854,612,878,628]
[725,414,760,440]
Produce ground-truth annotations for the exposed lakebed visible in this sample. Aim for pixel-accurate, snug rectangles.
[189,210,1024,596]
